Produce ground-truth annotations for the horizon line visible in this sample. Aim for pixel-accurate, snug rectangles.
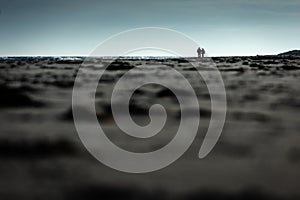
[0,53,285,58]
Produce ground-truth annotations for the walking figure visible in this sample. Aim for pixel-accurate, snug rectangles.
[201,48,206,58]
[197,47,202,58]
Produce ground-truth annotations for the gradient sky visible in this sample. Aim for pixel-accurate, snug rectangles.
[0,0,299,56]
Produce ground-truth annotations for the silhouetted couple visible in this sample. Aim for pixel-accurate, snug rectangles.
[197,47,205,58]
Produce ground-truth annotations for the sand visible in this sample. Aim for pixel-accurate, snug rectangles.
[0,56,299,200]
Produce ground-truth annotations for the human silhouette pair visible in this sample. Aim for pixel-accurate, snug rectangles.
[197,47,206,58]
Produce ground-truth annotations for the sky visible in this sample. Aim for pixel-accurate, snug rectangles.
[0,0,299,56]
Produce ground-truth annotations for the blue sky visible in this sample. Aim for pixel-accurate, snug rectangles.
[0,0,299,56]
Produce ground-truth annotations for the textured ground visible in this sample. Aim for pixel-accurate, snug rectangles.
[0,56,299,200]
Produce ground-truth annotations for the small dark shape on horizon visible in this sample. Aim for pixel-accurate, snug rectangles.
[278,50,300,57]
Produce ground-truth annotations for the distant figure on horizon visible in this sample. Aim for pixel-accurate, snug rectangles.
[197,47,202,57]
[201,48,206,58]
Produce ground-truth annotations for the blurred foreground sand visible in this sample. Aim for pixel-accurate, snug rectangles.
[0,56,299,200]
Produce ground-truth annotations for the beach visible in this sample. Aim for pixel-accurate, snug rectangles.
[0,56,299,199]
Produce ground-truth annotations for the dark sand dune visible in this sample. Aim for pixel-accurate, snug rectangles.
[0,84,46,108]
[0,138,77,159]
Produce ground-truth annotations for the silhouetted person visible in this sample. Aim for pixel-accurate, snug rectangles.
[201,48,206,58]
[197,47,202,58]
